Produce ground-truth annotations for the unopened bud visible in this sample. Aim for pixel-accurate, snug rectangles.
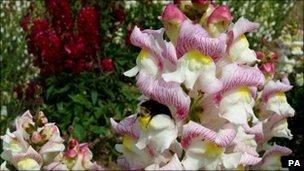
[23,122,35,134]
[31,131,42,144]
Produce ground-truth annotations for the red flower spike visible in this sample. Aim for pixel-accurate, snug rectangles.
[77,6,100,53]
[45,0,73,34]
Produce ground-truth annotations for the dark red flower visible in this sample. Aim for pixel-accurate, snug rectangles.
[77,6,100,54]
[125,28,132,46]
[114,6,125,22]
[13,85,23,99]
[64,35,85,60]
[100,58,114,72]
[31,19,49,37]
[20,14,31,32]
[64,59,75,69]
[73,59,86,74]
[34,29,62,62]
[45,0,73,34]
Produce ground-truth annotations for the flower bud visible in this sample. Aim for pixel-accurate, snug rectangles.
[23,122,35,134]
[100,58,114,72]
[31,131,42,144]
[161,4,186,24]
[256,51,265,60]
[161,4,186,45]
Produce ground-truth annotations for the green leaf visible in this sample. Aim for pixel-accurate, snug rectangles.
[73,124,86,141]
[89,125,106,136]
[91,91,98,105]
[69,94,92,109]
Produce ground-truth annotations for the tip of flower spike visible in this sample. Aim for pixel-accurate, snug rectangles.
[161,3,186,24]
[207,5,232,25]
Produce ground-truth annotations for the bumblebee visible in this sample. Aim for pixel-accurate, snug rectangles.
[137,100,172,129]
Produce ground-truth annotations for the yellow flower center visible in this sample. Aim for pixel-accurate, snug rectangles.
[236,165,245,170]
[122,135,134,151]
[10,139,22,152]
[138,49,149,60]
[239,34,249,45]
[187,50,212,65]
[17,158,39,170]
[276,92,286,102]
[238,86,251,102]
[203,141,224,158]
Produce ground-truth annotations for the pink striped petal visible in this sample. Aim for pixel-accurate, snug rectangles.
[176,20,226,61]
[207,5,232,25]
[181,121,236,148]
[218,63,264,98]
[227,17,259,48]
[136,72,190,120]
[239,153,262,165]
[261,80,293,102]
[243,122,264,143]
[262,145,292,161]
[110,115,140,138]
[130,26,164,69]
[215,123,237,147]
[117,157,130,170]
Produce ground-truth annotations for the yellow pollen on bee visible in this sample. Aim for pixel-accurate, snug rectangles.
[187,50,212,65]
[122,135,134,151]
[138,49,149,60]
[203,141,224,157]
[138,114,151,131]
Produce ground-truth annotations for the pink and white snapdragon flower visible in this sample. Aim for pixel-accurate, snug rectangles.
[1,111,103,170]
[115,2,295,170]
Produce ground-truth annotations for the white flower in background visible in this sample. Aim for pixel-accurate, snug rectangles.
[259,80,295,119]
[251,144,292,170]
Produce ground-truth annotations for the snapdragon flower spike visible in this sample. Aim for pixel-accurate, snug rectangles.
[226,17,259,64]
[124,27,190,120]
[259,80,295,119]
[161,3,186,45]
[181,121,243,170]
[215,63,264,126]
[163,20,225,94]
[252,144,292,170]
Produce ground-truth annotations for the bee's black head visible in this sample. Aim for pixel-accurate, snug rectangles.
[140,99,172,117]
